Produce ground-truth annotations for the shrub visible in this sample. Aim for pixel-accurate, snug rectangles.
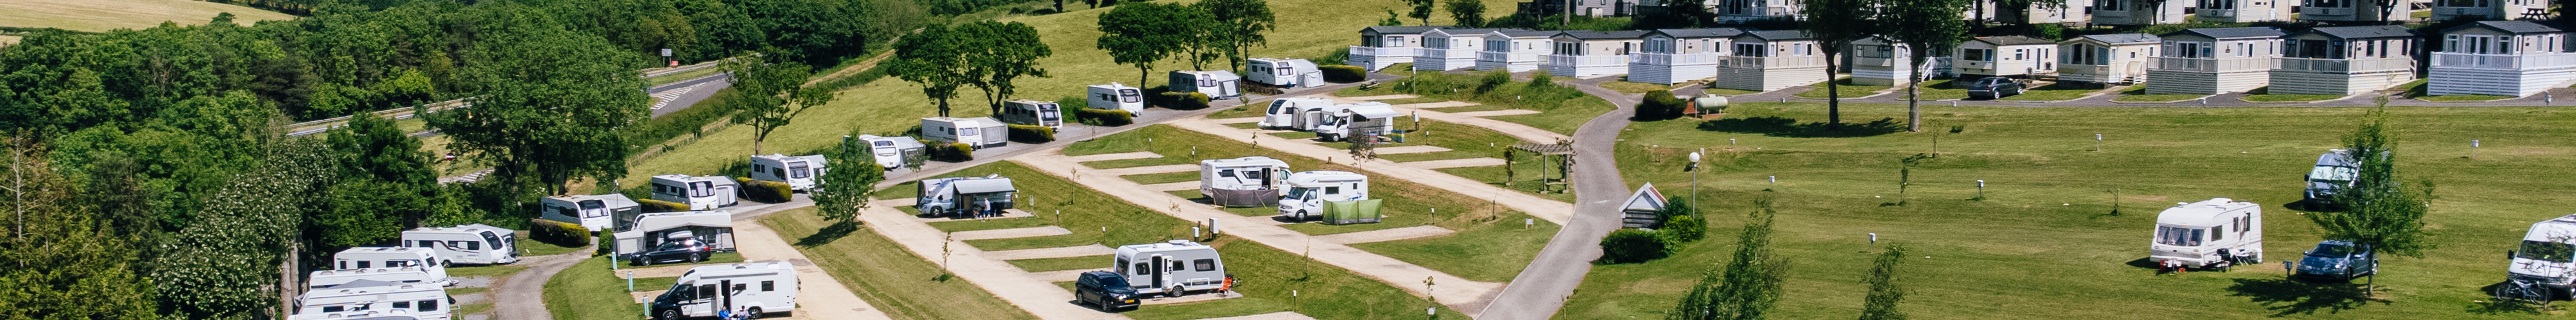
[1634,89,1688,120]
[1244,84,1285,95]
[1321,65,1368,83]
[1075,108,1135,126]
[1597,229,1671,264]
[595,231,613,256]
[1529,73,1555,88]
[1476,71,1512,93]
[637,198,688,212]
[924,141,976,162]
[734,177,795,203]
[1311,50,1349,66]
[1006,124,1056,143]
[1659,214,1707,244]
[528,219,592,247]
[1157,91,1212,109]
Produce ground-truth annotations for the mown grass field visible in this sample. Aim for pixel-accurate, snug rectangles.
[543,256,647,320]
[1994,82,2104,101]
[1566,101,2576,319]
[0,0,296,32]
[760,207,1036,320]
[1794,78,1890,99]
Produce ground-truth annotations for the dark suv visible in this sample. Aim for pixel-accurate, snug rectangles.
[1966,76,2025,99]
[629,238,712,266]
[2295,240,2378,280]
[1074,271,1140,312]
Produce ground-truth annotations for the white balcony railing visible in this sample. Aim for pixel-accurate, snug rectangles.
[1425,48,1478,60]
[2060,64,2113,75]
[2275,57,2415,73]
[1349,46,1418,58]
[1479,51,1542,63]
[2302,6,2355,16]
[1635,52,1725,65]
[1546,54,1631,67]
[1719,55,1828,69]
[2203,9,2239,17]
[2432,52,2576,70]
[1853,56,1901,67]
[2153,56,2277,73]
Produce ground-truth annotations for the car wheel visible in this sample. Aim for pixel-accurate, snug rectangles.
[637,257,652,266]
[745,307,763,319]
[1295,211,1309,220]
[659,310,680,320]
[691,253,705,263]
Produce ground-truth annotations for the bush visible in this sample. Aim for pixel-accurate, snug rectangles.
[1244,83,1285,95]
[1476,71,1512,93]
[1529,73,1555,88]
[1155,91,1212,110]
[1075,108,1135,126]
[637,198,688,213]
[595,231,614,256]
[1634,89,1688,120]
[529,219,593,247]
[1656,197,1706,244]
[1321,65,1368,83]
[1006,124,1056,143]
[925,141,975,162]
[734,177,794,203]
[1597,229,1671,264]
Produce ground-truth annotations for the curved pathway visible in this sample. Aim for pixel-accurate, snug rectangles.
[1477,76,1643,320]
[493,246,595,320]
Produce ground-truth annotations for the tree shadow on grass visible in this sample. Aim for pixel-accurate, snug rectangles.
[1695,116,1906,138]
[2226,277,2390,317]
[794,220,859,248]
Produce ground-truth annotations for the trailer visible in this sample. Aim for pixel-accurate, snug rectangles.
[2504,213,2576,301]
[922,117,1008,150]
[307,266,444,290]
[2149,198,2264,271]
[1201,156,1291,207]
[1313,102,1400,142]
[539,194,641,232]
[292,280,452,320]
[1169,71,1243,100]
[1256,97,1336,130]
[999,99,1065,129]
[857,135,926,170]
[1276,170,1369,220]
[399,224,517,265]
[1087,82,1147,115]
[917,174,1017,217]
[648,262,800,319]
[750,154,828,192]
[613,211,737,257]
[651,174,740,211]
[1114,240,1227,296]
[332,247,451,286]
[1248,58,1324,88]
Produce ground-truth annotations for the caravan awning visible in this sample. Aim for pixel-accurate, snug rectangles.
[1343,104,1401,120]
[953,178,1016,194]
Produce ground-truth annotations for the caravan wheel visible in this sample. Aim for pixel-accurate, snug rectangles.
[745,307,764,319]
[659,310,681,320]
[1170,286,1188,297]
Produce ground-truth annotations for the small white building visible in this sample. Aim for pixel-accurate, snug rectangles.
[2297,0,2413,23]
[2146,27,2286,95]
[1350,26,1444,71]
[613,211,736,256]
[1476,30,1560,73]
[1419,29,1516,71]
[2057,33,2162,86]
[2091,0,2188,25]
[2429,21,2576,97]
[2192,0,2291,22]
[1714,30,1830,92]
[1545,30,1650,78]
[2272,25,2421,96]
[1848,36,1916,86]
[2431,0,2551,21]
[1714,0,1804,23]
[1632,28,1743,85]
[1955,36,2059,80]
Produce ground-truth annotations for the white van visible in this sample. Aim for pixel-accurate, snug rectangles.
[333,247,451,286]
[292,280,452,320]
[1276,171,1370,220]
[1115,240,1227,296]
[922,117,1008,150]
[399,224,517,265]
[1169,70,1243,100]
[647,262,800,319]
[1201,156,1291,207]
[613,211,737,257]
[539,194,641,232]
[2149,198,2264,270]
[999,99,1064,129]
[651,174,740,210]
[2506,213,2576,299]
[749,154,828,192]
[1248,58,1324,88]
[1313,102,1401,142]
[1256,97,1335,130]
[1087,82,1146,115]
[308,266,444,290]
[856,135,925,170]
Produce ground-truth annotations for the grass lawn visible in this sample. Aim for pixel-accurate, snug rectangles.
[1374,119,1533,163]
[1123,171,1201,185]
[1898,79,1972,100]
[1703,86,1764,96]
[1434,163,1579,203]
[1995,83,2102,101]
[518,235,587,257]
[1793,78,1890,99]
[1269,131,1320,140]
[1348,212,1559,282]
[1333,71,1615,135]
[1567,101,2576,319]
[446,264,531,278]
[1600,81,1673,94]
[647,66,724,86]
[632,277,679,292]
[1005,255,1111,273]
[2421,95,2516,102]
[2242,94,2346,102]
[1082,157,1179,169]
[760,208,1034,319]
[0,0,297,32]
[2112,88,2207,102]
[928,215,1060,233]
[542,256,647,320]
[1209,105,1265,119]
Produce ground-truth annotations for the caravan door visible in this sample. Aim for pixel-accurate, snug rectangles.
[1150,255,1168,291]
[1219,80,1240,97]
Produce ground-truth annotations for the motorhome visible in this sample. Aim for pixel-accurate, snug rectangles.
[332,247,450,286]
[749,154,829,192]
[1114,240,1227,296]
[1201,156,1292,207]
[648,262,800,320]
[1256,97,1337,130]
[917,174,1017,217]
[289,309,430,320]
[614,211,738,257]
[1276,170,1369,220]
[999,99,1065,129]
[2304,149,2362,203]
[292,280,452,320]
[307,266,443,290]
[857,135,925,170]
[399,224,517,265]
[540,194,641,232]
[2504,213,2576,299]
[1169,71,1244,100]
[922,117,1007,150]
[1087,82,1147,115]
[1248,58,1324,88]
[1312,102,1401,142]
[651,174,740,211]
[2149,198,2264,270]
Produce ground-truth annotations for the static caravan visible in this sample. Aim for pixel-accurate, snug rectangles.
[1419,29,1514,71]
[1114,240,1227,296]
[1256,97,1337,130]
[2091,0,2188,25]
[999,99,1064,129]
[1848,36,1917,86]
[332,247,450,286]
[651,174,741,211]
[1277,170,1369,220]
[2432,0,2550,21]
[307,266,442,290]
[1633,29,1743,85]
[749,154,828,192]
[1313,102,1401,142]
[2303,149,2364,203]
[1993,0,2095,25]
[1545,30,1649,78]
[856,135,925,169]
[2428,21,2576,97]
[1351,26,1442,71]
[2148,198,2265,270]
[399,224,516,265]
[540,194,641,232]
[1169,71,1244,100]
[1955,36,2059,80]
[1714,0,1804,23]
[917,174,1017,217]
[613,211,737,257]
[2297,0,2412,23]
[2057,34,2162,86]
[1248,58,1324,88]
[1714,30,1831,92]
[1477,30,1560,73]
[1201,156,1291,207]
[2504,213,2576,300]
[1086,82,1147,115]
[2192,0,2290,22]
[293,280,452,320]
[2146,27,2286,95]
[922,117,1007,150]
[2272,26,2421,96]
[648,262,800,319]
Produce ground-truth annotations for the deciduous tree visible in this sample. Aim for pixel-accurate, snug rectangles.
[1098,3,1199,84]
[430,27,650,196]
[1445,0,1487,28]
[1798,0,1876,131]
[723,54,837,155]
[1406,0,1437,25]
[1881,0,1970,133]
[1858,244,1910,320]
[2310,102,2434,293]
[959,21,1052,115]
[890,24,972,117]
[1668,194,1790,320]
[814,139,887,225]
[1195,0,1276,71]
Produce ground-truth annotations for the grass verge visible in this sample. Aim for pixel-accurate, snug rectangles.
[1793,78,1890,99]
[2421,95,2516,102]
[1995,83,2101,101]
[1335,71,1615,135]
[1600,81,1673,94]
[542,256,646,320]
[1006,255,1111,273]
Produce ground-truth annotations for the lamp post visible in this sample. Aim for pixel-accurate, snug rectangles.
[1687,150,1703,209]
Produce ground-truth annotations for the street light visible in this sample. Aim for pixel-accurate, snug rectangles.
[1687,150,1702,211]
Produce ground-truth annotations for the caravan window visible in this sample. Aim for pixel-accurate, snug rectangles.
[393,301,410,309]
[1194,259,1216,271]
[2156,225,2205,246]
[357,261,373,269]
[1326,187,1341,194]
[1120,89,1141,102]
[697,284,718,301]
[772,167,787,178]
[1219,170,1236,178]
[2520,240,2576,262]
[1132,262,1150,275]
[961,127,980,136]
[1168,260,1186,271]
[790,163,811,179]
[690,182,714,197]
[323,306,345,312]
[419,299,439,312]
[762,280,776,291]
[1118,258,1131,275]
[481,231,504,250]
[1267,100,1287,113]
[1285,188,1315,200]
[580,200,607,218]
[554,206,580,220]
[2211,225,2225,240]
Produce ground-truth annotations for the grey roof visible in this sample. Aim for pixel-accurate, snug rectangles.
[2306,25,2417,39]
[1430,28,1518,36]
[953,177,1016,194]
[1741,30,1812,41]
[1648,28,1745,39]
[2445,20,2566,34]
[2165,27,2286,40]
[2077,33,2160,45]
[1497,30,1560,38]
[1975,36,2056,46]
[322,279,406,290]
[1560,30,1652,40]
[1361,26,1449,34]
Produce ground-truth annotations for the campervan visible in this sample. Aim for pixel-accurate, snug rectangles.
[1201,156,1292,207]
[922,117,1007,150]
[651,174,739,210]
[1247,58,1324,88]
[917,174,1017,217]
[399,224,517,265]
[1256,98,1336,130]
[648,262,800,320]
[1277,171,1370,220]
[857,135,925,170]
[332,247,450,286]
[749,154,829,192]
[1313,102,1401,142]
[289,309,429,320]
[1087,82,1147,115]
[307,266,443,290]
[2148,198,2264,270]
[539,194,641,232]
[2507,214,2576,299]
[999,100,1064,129]
[292,280,452,320]
[1114,240,1227,296]
[613,211,737,257]
[1169,71,1243,100]
[2304,149,2363,203]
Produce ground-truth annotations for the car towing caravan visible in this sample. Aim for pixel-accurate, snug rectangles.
[1313,102,1400,142]
[400,224,517,265]
[651,174,739,210]
[916,174,1017,217]
[1114,240,1227,296]
[1256,97,1337,130]
[856,135,926,170]
[307,266,443,290]
[1201,156,1291,207]
[1169,70,1243,100]
[2304,149,2366,203]
[2148,198,2264,271]
[2504,213,2576,300]
[1247,58,1324,88]
[922,117,1008,150]
[292,280,453,320]
[648,262,800,320]
[539,194,641,232]
[333,247,451,286]
[999,99,1065,129]
[1087,82,1147,115]
[1276,171,1369,220]
[749,154,829,192]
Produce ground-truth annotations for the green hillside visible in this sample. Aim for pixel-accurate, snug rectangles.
[0,0,298,32]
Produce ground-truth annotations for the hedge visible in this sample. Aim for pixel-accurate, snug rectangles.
[734,177,795,203]
[1006,124,1056,143]
[1156,91,1211,110]
[1321,65,1368,83]
[1597,229,1670,264]
[529,219,592,247]
[925,141,975,162]
[638,198,687,213]
[1634,89,1689,120]
[1075,108,1135,126]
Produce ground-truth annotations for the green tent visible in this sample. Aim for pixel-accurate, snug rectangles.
[1322,199,1383,225]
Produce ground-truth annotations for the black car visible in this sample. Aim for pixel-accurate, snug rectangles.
[629,239,712,266]
[1966,76,2025,99]
[2295,240,2378,280]
[1074,271,1140,312]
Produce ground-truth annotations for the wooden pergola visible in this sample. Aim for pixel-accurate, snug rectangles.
[1506,140,1576,194]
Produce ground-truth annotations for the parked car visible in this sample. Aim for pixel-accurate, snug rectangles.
[629,238,713,266]
[1073,271,1141,312]
[1966,76,2025,99]
[2295,240,2378,280]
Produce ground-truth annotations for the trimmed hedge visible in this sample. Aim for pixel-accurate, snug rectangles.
[1006,124,1055,143]
[1597,229,1671,264]
[1075,108,1135,126]
[638,198,687,213]
[1156,91,1212,110]
[1634,89,1689,120]
[529,219,593,247]
[735,177,794,203]
[1322,65,1368,83]
[925,141,975,162]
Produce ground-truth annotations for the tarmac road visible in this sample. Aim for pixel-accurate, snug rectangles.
[1478,76,1644,320]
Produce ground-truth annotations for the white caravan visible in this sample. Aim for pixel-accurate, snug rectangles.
[2149,198,2264,269]
[1169,70,1244,100]
[651,174,740,210]
[292,280,452,320]
[289,309,428,320]
[307,266,443,290]
[332,247,450,286]
[857,135,925,170]
[1313,102,1401,142]
[399,224,517,265]
[999,99,1065,129]
[2507,213,2576,298]
[613,211,738,256]
[1087,82,1147,115]
[749,154,828,192]
[538,194,641,232]
[1247,58,1324,88]
[1256,97,1337,130]
[922,117,1008,150]
[916,174,1018,216]
[647,262,801,319]
[1114,240,1227,296]
[1201,156,1291,208]
[1276,170,1370,220]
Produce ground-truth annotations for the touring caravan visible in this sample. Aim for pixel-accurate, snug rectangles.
[1087,82,1147,115]
[1313,102,1401,142]
[2504,213,2576,300]
[2149,198,2264,270]
[289,308,432,320]
[999,100,1065,129]
[332,247,450,286]
[1169,71,1243,100]
[2304,149,2363,203]
[292,280,452,320]
[1277,171,1369,220]
[922,117,1008,150]
[539,194,641,232]
[1247,58,1324,88]
[1114,240,1227,296]
[307,266,444,290]
[749,154,829,192]
[1257,97,1337,130]
[856,135,925,170]
[613,211,737,257]
[651,174,740,210]
[917,174,1018,217]
[648,262,800,319]
[399,224,517,265]
[1201,156,1292,207]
